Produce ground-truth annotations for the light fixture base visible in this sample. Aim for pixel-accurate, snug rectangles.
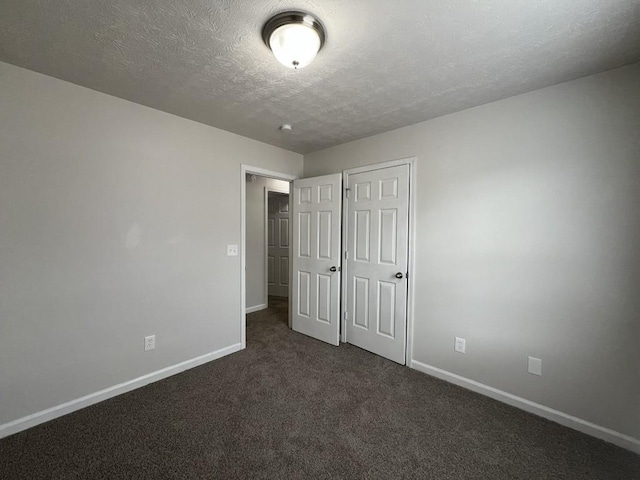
[262,11,326,69]
[262,11,326,49]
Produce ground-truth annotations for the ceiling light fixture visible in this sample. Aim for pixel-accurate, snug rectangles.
[262,11,326,69]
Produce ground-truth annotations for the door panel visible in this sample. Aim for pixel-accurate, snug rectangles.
[354,277,369,328]
[377,281,396,338]
[346,164,410,364]
[280,257,289,286]
[267,256,275,284]
[355,210,370,261]
[268,192,289,297]
[317,274,331,323]
[298,271,310,316]
[292,174,342,346]
[279,219,289,247]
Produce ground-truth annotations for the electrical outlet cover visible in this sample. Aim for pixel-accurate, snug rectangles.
[144,335,156,351]
[454,337,466,354]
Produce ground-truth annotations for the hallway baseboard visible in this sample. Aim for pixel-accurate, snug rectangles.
[246,304,267,314]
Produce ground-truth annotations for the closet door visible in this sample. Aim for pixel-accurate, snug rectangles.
[345,164,410,364]
[291,174,342,346]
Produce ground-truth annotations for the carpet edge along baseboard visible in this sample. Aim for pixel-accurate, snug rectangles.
[0,343,244,439]
[410,359,640,455]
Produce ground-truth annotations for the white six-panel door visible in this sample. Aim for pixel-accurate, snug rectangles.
[267,192,289,297]
[291,174,342,346]
[345,164,410,364]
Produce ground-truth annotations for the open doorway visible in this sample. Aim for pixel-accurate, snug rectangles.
[245,173,290,314]
[240,165,296,348]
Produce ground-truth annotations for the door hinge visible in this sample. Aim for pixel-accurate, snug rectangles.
[345,250,349,259]
[343,311,348,321]
[345,188,350,198]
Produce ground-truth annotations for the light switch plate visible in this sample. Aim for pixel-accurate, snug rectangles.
[528,356,542,376]
[227,245,238,256]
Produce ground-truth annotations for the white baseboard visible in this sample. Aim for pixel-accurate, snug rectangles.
[246,303,267,314]
[410,360,640,455]
[0,343,244,440]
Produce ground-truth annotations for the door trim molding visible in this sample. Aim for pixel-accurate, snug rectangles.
[341,157,417,365]
[264,187,290,306]
[241,165,296,348]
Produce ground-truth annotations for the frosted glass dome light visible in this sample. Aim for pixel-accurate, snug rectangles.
[263,12,326,69]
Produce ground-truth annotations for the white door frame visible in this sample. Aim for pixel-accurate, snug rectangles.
[341,157,417,365]
[241,165,296,349]
[264,186,290,304]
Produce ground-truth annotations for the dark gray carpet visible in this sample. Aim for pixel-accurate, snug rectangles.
[1,296,638,479]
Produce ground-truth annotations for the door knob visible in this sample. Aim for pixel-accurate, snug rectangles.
[330,266,338,272]
[395,272,404,279]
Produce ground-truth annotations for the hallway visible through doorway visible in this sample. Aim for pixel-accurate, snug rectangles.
[244,170,291,316]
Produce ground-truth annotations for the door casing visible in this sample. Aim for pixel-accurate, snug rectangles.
[341,157,416,366]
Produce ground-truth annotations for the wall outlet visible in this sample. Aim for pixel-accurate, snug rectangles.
[528,356,542,376]
[454,337,466,354]
[144,335,156,352]
[227,244,238,256]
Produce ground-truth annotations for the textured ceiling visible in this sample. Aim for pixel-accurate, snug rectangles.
[1,0,640,154]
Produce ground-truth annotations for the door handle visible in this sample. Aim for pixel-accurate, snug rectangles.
[330,266,338,272]
[395,272,404,279]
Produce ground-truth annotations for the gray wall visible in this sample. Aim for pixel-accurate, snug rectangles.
[304,63,640,440]
[0,61,302,426]
[245,176,289,310]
